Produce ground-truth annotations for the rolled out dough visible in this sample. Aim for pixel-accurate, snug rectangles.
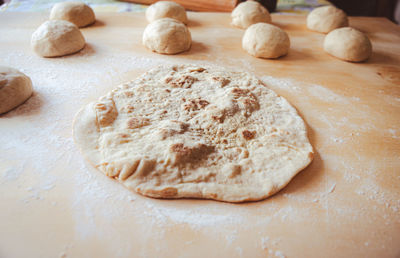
[73,65,313,202]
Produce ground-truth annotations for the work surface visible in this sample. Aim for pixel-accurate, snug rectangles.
[1,12,399,258]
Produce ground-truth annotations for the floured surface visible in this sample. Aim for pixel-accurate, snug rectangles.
[0,12,399,258]
[74,65,313,202]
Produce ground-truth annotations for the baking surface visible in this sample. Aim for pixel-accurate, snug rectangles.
[1,12,399,258]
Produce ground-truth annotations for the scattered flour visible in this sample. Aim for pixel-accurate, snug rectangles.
[261,237,286,258]
[143,201,245,229]
[387,128,399,139]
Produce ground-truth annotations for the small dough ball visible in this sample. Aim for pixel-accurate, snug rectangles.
[50,1,95,28]
[0,66,33,114]
[143,18,191,55]
[242,23,290,59]
[231,1,271,29]
[323,27,372,62]
[31,20,86,57]
[307,6,348,33]
[146,1,187,24]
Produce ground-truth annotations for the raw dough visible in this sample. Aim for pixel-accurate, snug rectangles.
[73,65,314,202]
[242,23,290,59]
[31,20,86,57]
[307,6,348,33]
[142,18,191,55]
[231,0,271,29]
[146,1,187,24]
[50,1,95,28]
[0,66,33,114]
[324,27,372,62]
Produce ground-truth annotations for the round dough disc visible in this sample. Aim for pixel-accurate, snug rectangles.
[31,20,86,57]
[146,1,187,24]
[0,66,33,114]
[50,1,95,28]
[242,23,290,59]
[324,27,372,62]
[142,18,191,55]
[231,1,271,29]
[73,65,314,203]
[307,6,348,33]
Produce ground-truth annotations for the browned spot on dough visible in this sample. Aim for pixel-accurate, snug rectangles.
[231,88,260,114]
[243,96,258,108]
[242,130,256,140]
[94,100,118,127]
[171,143,192,157]
[212,76,230,87]
[94,103,106,110]
[183,98,210,112]
[189,67,206,73]
[170,143,214,165]
[232,87,249,96]
[167,75,198,88]
[206,193,217,199]
[124,91,134,97]
[124,105,135,113]
[212,115,224,123]
[127,117,150,129]
[161,187,178,197]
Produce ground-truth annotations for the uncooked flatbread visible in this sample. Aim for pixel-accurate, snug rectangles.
[73,65,313,202]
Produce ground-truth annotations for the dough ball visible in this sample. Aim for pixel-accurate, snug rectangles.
[31,20,86,57]
[142,18,191,55]
[146,1,187,24]
[231,0,271,29]
[50,1,95,28]
[323,27,372,62]
[242,23,290,59]
[0,66,33,114]
[307,6,348,33]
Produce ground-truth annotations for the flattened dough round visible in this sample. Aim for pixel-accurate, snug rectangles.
[324,27,372,62]
[307,6,348,33]
[231,1,271,29]
[242,23,290,59]
[73,65,313,202]
[31,20,86,57]
[0,66,33,114]
[142,18,191,55]
[146,1,187,24]
[50,1,95,28]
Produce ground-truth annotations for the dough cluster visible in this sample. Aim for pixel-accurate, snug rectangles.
[242,23,290,59]
[31,20,86,57]
[231,1,289,59]
[143,2,191,55]
[0,66,33,114]
[307,6,348,33]
[146,1,187,24]
[231,1,271,29]
[324,27,372,62]
[50,1,96,28]
[307,5,372,62]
